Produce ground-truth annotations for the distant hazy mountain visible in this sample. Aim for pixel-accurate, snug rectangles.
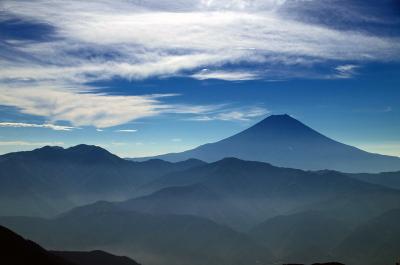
[311,263,345,265]
[0,208,274,265]
[136,114,400,173]
[349,171,400,190]
[0,144,204,216]
[0,225,140,265]
[119,158,400,229]
[249,211,350,264]
[334,208,400,265]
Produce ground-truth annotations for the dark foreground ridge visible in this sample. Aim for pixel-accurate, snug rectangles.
[1,223,352,265]
[52,250,140,265]
[284,263,345,265]
[0,225,140,265]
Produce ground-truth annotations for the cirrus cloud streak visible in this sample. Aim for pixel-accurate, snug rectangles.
[0,122,75,131]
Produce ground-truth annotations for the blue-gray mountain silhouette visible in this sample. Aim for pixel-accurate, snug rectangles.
[0,209,274,265]
[2,156,399,265]
[249,211,351,263]
[349,170,400,189]
[139,114,400,173]
[334,208,400,265]
[118,158,400,230]
[0,144,204,216]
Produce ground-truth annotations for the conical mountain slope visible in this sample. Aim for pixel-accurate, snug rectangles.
[144,114,400,173]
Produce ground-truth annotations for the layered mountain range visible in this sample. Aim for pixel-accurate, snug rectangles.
[1,114,400,265]
[0,145,204,216]
[1,155,400,265]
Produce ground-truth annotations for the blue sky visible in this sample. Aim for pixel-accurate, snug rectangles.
[0,0,400,157]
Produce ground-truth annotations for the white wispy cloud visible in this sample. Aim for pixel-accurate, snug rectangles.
[0,83,165,128]
[334,64,359,79]
[1,0,399,84]
[171,138,182,142]
[0,122,75,131]
[115,129,138,133]
[353,105,394,113]
[190,106,269,121]
[191,69,260,81]
[0,82,229,128]
[111,141,127,146]
[0,141,65,146]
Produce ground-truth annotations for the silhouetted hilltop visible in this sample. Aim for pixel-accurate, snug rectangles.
[0,224,141,265]
[2,144,122,165]
[52,250,140,265]
[0,225,74,265]
[0,146,205,216]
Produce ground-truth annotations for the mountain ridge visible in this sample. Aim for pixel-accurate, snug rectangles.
[0,146,206,217]
[0,210,275,265]
[115,157,400,230]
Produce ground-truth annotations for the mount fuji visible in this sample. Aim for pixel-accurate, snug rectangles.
[137,114,400,173]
